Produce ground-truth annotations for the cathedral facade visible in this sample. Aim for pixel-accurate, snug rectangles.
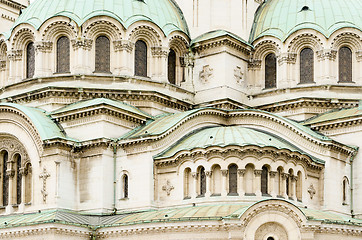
[0,0,362,239]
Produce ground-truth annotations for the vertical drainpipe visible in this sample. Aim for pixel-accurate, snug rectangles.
[350,148,358,218]
[112,141,117,214]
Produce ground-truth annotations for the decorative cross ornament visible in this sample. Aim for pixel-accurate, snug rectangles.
[308,184,316,199]
[162,180,174,196]
[234,66,244,83]
[199,65,213,83]
[39,167,50,203]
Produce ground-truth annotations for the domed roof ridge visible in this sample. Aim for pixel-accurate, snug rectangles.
[12,0,189,36]
[250,0,362,42]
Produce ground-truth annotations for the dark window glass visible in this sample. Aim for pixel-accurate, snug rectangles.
[261,166,268,195]
[339,47,352,83]
[57,36,70,73]
[2,152,8,206]
[134,40,147,77]
[95,36,110,73]
[265,53,276,88]
[168,49,176,84]
[300,48,314,84]
[123,175,128,198]
[267,237,275,240]
[16,155,22,205]
[228,165,238,194]
[199,167,206,196]
[26,42,35,78]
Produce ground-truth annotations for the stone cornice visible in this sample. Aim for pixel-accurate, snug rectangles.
[52,105,149,125]
[154,145,324,171]
[192,35,252,56]
[0,0,27,10]
[307,116,362,133]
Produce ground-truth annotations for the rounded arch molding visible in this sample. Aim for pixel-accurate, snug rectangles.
[0,105,45,156]
[0,134,31,168]
[240,199,307,240]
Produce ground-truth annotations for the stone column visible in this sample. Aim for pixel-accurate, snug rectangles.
[6,163,15,213]
[205,171,212,197]
[0,60,7,87]
[281,173,289,198]
[71,38,93,75]
[191,172,198,199]
[34,41,53,77]
[114,40,134,75]
[269,171,277,197]
[237,169,245,196]
[277,53,296,88]
[151,46,168,82]
[291,176,297,200]
[7,50,22,83]
[221,170,228,197]
[180,51,195,91]
[254,170,262,197]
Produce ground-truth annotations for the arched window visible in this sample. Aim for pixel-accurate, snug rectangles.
[261,166,268,195]
[339,47,352,83]
[285,174,289,197]
[300,48,314,84]
[168,49,176,84]
[2,151,8,206]
[198,166,206,197]
[16,155,22,205]
[26,42,35,78]
[228,164,238,195]
[95,36,110,73]
[134,40,147,77]
[212,165,221,196]
[277,167,283,197]
[296,171,302,201]
[122,174,128,198]
[183,168,191,199]
[56,36,70,73]
[265,53,276,89]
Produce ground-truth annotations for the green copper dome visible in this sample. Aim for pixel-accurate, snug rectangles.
[250,0,362,42]
[12,0,189,36]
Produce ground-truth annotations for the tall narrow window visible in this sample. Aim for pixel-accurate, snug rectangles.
[265,53,276,88]
[134,40,147,77]
[228,164,238,195]
[184,168,191,199]
[95,36,110,73]
[2,151,8,206]
[198,167,206,197]
[300,48,314,84]
[285,175,289,197]
[277,167,283,196]
[168,49,176,84]
[26,42,35,78]
[122,174,128,198]
[56,36,70,73]
[16,155,22,205]
[342,177,348,204]
[261,166,268,195]
[24,163,32,203]
[339,47,352,83]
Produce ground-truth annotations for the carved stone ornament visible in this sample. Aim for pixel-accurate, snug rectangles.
[39,167,51,203]
[308,184,316,199]
[113,40,134,52]
[234,66,244,83]
[317,49,337,61]
[151,46,168,57]
[0,60,6,71]
[237,169,246,176]
[248,59,261,69]
[199,65,213,83]
[221,169,228,176]
[162,180,174,196]
[356,50,362,62]
[7,49,22,61]
[71,38,93,51]
[34,41,53,53]
[278,53,297,65]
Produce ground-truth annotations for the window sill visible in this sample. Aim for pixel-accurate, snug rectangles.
[196,195,205,198]
[211,193,221,197]
[227,193,239,196]
[262,193,272,197]
[183,196,191,200]
[244,193,256,196]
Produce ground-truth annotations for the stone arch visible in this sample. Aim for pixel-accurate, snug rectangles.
[167,34,189,85]
[241,199,306,240]
[253,40,281,60]
[11,25,35,49]
[287,33,323,54]
[83,17,124,41]
[41,19,77,42]
[331,31,362,52]
[128,23,163,47]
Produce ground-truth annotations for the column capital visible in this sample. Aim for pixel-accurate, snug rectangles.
[254,169,262,177]
[269,171,277,177]
[191,172,198,178]
[34,41,53,53]
[71,38,93,51]
[205,171,212,177]
[113,39,134,52]
[237,169,246,176]
[281,173,289,179]
[221,169,228,176]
